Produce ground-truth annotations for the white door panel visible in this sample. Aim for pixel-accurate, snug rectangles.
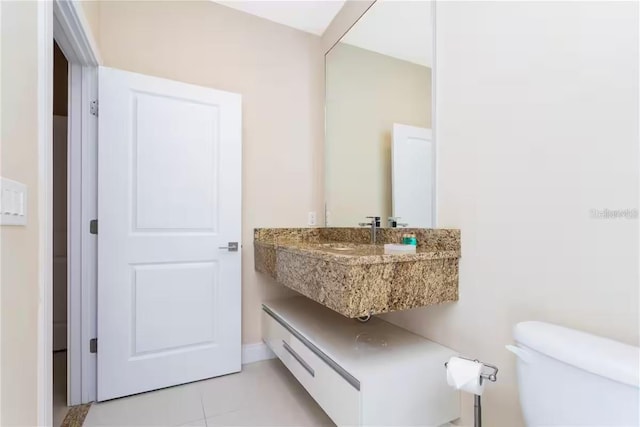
[392,124,434,228]
[132,262,217,354]
[98,67,241,401]
[134,93,218,231]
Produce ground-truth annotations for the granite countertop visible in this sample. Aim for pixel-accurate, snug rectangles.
[254,240,460,265]
[254,227,461,317]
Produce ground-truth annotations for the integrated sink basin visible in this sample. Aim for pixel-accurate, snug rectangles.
[254,228,461,318]
[326,246,354,251]
[315,242,362,252]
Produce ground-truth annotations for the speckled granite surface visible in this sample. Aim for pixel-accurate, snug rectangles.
[255,228,460,318]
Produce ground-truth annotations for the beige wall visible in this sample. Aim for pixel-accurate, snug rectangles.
[97,0,324,344]
[382,2,639,426]
[325,43,431,226]
[78,0,100,48]
[0,1,40,425]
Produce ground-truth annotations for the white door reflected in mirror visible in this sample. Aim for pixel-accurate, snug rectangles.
[392,124,434,228]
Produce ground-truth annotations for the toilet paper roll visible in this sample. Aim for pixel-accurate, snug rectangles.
[446,356,485,395]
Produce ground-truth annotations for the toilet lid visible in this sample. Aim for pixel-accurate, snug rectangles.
[514,321,640,388]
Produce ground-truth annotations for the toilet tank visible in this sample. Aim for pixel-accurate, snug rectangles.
[510,321,639,427]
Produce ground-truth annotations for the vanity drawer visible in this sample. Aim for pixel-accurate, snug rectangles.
[264,307,361,426]
[262,299,460,427]
[288,335,361,426]
[262,310,290,360]
[263,311,317,394]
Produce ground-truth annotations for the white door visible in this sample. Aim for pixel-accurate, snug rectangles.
[97,67,242,401]
[392,124,434,228]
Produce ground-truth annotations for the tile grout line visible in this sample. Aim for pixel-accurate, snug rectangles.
[199,388,208,427]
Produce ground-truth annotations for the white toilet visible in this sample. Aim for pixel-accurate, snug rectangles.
[509,321,640,427]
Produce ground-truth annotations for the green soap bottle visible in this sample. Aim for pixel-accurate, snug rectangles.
[402,233,417,246]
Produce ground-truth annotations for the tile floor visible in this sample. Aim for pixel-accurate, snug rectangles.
[53,351,70,426]
[83,359,335,426]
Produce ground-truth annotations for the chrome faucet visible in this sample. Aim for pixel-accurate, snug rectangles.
[387,217,408,228]
[358,216,381,244]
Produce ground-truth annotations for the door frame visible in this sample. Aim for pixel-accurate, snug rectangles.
[38,0,101,423]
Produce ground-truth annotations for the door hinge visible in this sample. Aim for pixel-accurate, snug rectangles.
[90,219,98,235]
[90,338,98,354]
[90,100,99,117]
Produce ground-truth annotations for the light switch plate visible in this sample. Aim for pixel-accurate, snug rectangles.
[0,178,27,226]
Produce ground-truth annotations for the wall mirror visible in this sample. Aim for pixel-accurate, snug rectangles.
[324,0,435,228]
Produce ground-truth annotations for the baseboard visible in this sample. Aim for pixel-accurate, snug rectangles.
[242,342,275,365]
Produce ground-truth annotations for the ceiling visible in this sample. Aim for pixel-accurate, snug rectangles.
[212,0,432,68]
[213,0,347,36]
[341,1,432,67]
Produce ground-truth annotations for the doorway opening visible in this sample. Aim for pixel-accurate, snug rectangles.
[46,3,101,422]
[52,39,69,426]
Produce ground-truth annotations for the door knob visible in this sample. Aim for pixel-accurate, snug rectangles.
[218,242,239,252]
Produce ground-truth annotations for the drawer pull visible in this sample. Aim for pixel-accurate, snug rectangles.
[282,341,315,377]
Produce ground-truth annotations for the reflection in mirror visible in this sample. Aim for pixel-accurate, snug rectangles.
[325,0,434,228]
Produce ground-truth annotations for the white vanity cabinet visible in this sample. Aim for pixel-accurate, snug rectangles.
[261,297,460,427]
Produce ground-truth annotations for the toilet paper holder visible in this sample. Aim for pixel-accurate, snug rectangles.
[444,356,499,427]
[444,355,499,383]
